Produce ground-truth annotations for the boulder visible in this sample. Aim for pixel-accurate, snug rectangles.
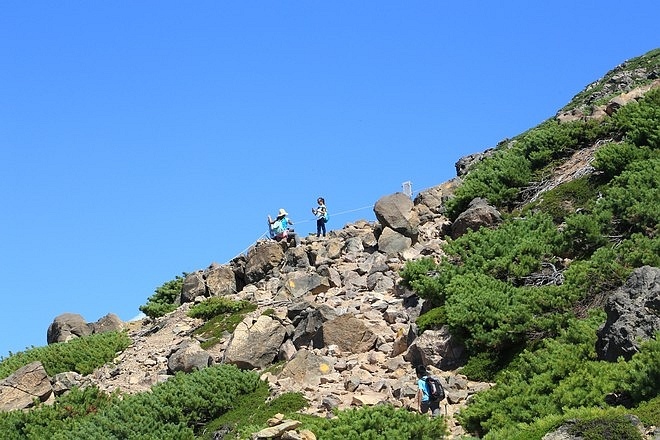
[223,314,287,369]
[413,178,461,216]
[90,313,124,335]
[167,340,212,373]
[244,241,285,284]
[404,326,466,370]
[205,263,237,297]
[596,266,660,361]
[319,314,377,353]
[373,192,419,240]
[282,272,329,298]
[455,150,494,177]
[278,348,334,387]
[289,303,337,349]
[450,197,502,239]
[180,271,207,303]
[377,227,412,256]
[47,313,92,344]
[0,361,53,412]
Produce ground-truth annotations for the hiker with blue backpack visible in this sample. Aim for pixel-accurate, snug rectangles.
[311,197,328,237]
[268,208,300,246]
[415,364,444,417]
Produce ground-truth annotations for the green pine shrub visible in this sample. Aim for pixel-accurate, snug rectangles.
[446,148,532,219]
[399,257,446,303]
[560,209,613,259]
[632,395,660,428]
[54,365,259,439]
[592,141,656,180]
[612,86,660,150]
[598,158,660,235]
[457,314,660,438]
[208,384,308,440]
[302,404,447,440]
[525,175,600,222]
[442,212,563,283]
[568,415,643,440]
[190,297,257,349]
[517,119,608,171]
[139,274,186,319]
[444,274,575,354]
[415,306,447,333]
[188,296,255,321]
[0,331,131,379]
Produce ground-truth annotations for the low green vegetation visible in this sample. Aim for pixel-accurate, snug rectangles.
[0,331,131,379]
[0,365,261,440]
[301,404,448,440]
[400,62,660,438]
[201,381,308,439]
[189,296,257,350]
[139,274,186,319]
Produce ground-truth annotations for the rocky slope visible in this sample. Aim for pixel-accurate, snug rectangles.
[3,49,658,439]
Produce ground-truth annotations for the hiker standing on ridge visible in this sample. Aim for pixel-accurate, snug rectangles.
[311,197,327,237]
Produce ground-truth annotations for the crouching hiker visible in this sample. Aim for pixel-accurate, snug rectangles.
[268,208,301,246]
[415,364,445,417]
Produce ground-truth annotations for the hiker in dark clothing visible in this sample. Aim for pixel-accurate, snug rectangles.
[311,197,327,237]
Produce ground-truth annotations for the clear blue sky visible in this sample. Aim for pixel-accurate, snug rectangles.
[1,1,658,357]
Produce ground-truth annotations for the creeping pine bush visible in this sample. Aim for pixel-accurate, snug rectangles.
[0,386,120,440]
[0,331,131,379]
[516,119,608,170]
[446,148,532,219]
[139,274,185,318]
[302,404,447,440]
[598,158,660,235]
[592,141,656,180]
[457,315,660,438]
[188,297,255,321]
[612,86,660,150]
[400,213,564,306]
[568,416,644,440]
[5,365,262,440]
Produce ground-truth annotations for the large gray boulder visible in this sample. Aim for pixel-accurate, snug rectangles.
[47,313,124,344]
[287,302,338,349]
[278,348,335,387]
[180,271,207,303]
[244,241,285,284]
[373,192,419,241]
[223,314,287,369]
[596,266,660,362]
[413,178,462,217]
[167,340,212,373]
[377,227,412,256]
[282,271,330,298]
[404,326,466,371]
[455,149,494,177]
[205,263,238,297]
[0,361,53,412]
[90,313,124,335]
[450,197,502,239]
[47,313,93,344]
[319,314,377,353]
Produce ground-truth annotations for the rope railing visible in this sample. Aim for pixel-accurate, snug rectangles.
[223,182,444,264]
